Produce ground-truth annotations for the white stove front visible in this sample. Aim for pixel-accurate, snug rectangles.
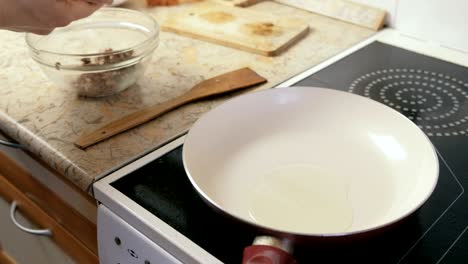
[98,205,182,264]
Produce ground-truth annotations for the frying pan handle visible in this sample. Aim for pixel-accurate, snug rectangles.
[242,245,297,264]
[242,236,296,264]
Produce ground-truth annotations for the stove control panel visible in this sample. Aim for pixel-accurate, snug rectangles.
[97,205,182,264]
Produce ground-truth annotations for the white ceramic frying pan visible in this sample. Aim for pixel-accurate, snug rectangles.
[183,87,439,263]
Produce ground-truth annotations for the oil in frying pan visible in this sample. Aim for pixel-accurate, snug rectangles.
[247,164,354,234]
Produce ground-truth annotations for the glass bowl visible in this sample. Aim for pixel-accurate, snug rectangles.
[26,7,159,97]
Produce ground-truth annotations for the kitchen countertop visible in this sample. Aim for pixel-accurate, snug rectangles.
[0,0,374,194]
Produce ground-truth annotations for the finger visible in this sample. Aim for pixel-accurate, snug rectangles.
[31,28,55,35]
[61,1,103,21]
[84,0,113,4]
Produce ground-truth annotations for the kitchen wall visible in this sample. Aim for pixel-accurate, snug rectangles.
[352,0,398,26]
[353,0,468,52]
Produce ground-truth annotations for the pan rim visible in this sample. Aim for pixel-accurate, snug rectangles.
[182,86,440,238]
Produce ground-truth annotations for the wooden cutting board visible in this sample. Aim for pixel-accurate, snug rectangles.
[276,0,386,30]
[162,1,309,56]
[213,0,386,30]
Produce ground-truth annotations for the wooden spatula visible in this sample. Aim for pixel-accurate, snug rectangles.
[74,68,267,149]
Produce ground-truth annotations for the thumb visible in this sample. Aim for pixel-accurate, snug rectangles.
[65,1,104,21]
[84,0,113,4]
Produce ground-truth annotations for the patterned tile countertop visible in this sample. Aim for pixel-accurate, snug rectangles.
[0,0,373,194]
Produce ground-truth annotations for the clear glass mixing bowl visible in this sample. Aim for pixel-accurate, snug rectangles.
[26,8,159,97]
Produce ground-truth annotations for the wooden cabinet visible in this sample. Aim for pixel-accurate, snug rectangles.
[0,133,99,264]
[0,244,16,264]
[0,196,75,264]
[0,135,97,224]
[0,173,98,264]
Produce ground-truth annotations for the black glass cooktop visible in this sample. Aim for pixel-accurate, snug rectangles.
[112,42,468,264]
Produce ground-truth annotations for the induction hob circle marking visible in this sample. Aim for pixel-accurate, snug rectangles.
[349,68,468,137]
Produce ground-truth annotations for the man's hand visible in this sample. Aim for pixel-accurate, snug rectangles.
[0,0,112,34]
